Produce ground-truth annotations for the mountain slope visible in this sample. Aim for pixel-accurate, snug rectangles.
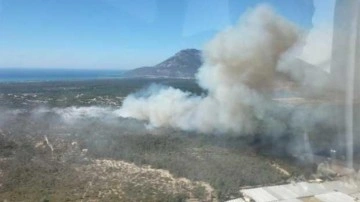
[124,49,202,79]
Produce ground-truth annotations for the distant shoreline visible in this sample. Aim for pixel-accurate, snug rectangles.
[0,76,125,83]
[0,68,198,83]
[0,68,126,83]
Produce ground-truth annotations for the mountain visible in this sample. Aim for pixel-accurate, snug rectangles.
[124,49,202,79]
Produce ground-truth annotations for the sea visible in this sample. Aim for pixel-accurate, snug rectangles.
[0,68,126,83]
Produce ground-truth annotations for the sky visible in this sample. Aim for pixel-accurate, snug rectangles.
[0,0,330,70]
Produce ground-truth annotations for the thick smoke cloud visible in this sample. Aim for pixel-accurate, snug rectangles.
[118,5,303,134]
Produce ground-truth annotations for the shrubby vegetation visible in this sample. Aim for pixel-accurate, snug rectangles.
[0,78,202,108]
[0,79,339,201]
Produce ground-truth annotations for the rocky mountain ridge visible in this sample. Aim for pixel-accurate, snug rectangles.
[124,49,202,79]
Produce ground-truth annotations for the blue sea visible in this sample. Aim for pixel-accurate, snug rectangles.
[0,68,126,82]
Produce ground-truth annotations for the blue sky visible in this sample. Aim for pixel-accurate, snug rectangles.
[0,0,314,69]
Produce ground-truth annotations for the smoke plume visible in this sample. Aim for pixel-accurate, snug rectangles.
[118,5,303,135]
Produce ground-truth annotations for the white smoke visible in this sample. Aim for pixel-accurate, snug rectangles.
[118,5,302,135]
[27,106,119,124]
